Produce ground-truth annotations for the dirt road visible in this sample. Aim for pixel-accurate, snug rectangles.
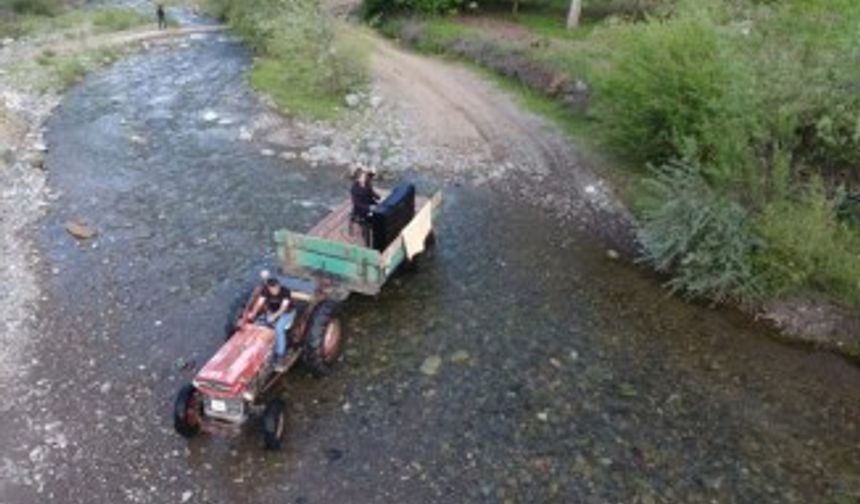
[369,34,635,250]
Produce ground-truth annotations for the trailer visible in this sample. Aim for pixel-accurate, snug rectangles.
[275,184,443,299]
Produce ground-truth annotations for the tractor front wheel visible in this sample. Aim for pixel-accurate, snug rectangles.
[262,399,287,450]
[174,383,202,438]
[303,301,342,377]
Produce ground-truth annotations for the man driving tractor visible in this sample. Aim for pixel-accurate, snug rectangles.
[249,277,295,371]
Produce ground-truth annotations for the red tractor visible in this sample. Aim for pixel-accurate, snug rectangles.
[173,183,442,449]
[173,276,342,449]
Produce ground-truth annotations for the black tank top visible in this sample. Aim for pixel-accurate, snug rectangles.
[262,287,290,314]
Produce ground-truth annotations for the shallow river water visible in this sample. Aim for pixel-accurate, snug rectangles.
[2,18,860,504]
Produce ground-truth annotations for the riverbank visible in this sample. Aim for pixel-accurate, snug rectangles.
[367,8,860,358]
[0,5,220,388]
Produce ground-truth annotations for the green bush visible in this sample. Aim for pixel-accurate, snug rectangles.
[637,159,761,303]
[594,15,757,183]
[747,0,860,181]
[6,0,60,16]
[754,183,860,306]
[362,0,462,19]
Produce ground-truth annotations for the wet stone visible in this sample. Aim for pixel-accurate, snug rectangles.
[65,219,96,240]
[420,355,442,376]
[450,350,470,364]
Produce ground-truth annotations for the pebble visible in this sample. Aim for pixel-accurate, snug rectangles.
[260,148,275,157]
[420,355,442,376]
[202,110,219,122]
[181,491,192,502]
[65,219,97,240]
[606,249,620,260]
[450,350,470,364]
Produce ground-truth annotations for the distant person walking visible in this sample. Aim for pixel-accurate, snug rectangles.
[156,4,167,30]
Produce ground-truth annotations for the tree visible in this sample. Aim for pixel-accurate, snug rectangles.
[566,0,581,29]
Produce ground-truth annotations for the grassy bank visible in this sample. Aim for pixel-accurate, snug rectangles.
[201,0,369,120]
[0,4,154,92]
[0,1,152,39]
[374,0,860,311]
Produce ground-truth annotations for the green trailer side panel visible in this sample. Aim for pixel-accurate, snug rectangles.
[274,230,384,292]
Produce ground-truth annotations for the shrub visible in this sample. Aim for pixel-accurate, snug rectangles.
[7,0,60,16]
[637,159,761,303]
[754,182,860,306]
[362,0,462,19]
[594,15,757,183]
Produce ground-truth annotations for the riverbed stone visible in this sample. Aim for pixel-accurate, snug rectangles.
[420,355,442,376]
[450,350,470,364]
[65,219,96,240]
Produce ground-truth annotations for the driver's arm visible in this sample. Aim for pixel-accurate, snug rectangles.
[249,296,266,321]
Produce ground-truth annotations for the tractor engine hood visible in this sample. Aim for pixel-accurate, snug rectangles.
[194,325,274,397]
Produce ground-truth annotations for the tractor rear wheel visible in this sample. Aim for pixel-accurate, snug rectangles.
[303,301,342,377]
[174,383,202,438]
[262,399,287,450]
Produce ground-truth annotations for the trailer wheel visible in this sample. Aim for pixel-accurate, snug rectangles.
[303,301,342,377]
[225,286,257,340]
[262,399,287,450]
[174,383,202,438]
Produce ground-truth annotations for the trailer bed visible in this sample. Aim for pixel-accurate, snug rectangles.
[307,190,430,247]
